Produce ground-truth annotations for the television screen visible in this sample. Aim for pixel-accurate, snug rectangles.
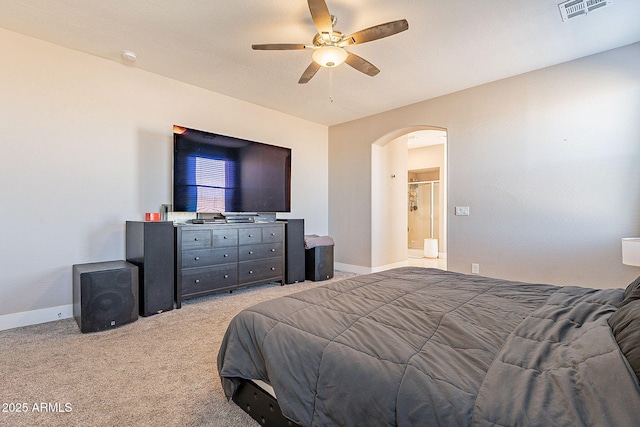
[173,125,291,213]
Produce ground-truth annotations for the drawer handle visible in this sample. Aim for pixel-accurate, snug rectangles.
[223,254,228,257]
[223,236,227,239]
[249,251,254,254]
[194,237,199,241]
[249,270,254,274]
[194,279,200,284]
[194,256,200,261]
[271,233,276,236]
[271,267,275,271]
[248,234,253,238]
[270,248,275,252]
[224,274,229,279]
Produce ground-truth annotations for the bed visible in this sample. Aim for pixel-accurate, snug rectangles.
[217,267,640,426]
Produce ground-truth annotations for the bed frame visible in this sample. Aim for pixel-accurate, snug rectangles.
[232,379,301,427]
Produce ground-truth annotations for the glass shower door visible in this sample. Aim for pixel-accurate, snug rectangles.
[408,181,439,250]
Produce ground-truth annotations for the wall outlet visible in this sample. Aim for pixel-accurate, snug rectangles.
[455,206,470,216]
[471,263,480,274]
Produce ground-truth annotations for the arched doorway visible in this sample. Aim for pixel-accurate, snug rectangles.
[371,126,447,271]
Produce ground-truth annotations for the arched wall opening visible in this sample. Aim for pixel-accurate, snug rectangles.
[371,125,447,271]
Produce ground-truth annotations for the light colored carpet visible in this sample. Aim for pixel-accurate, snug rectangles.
[0,272,355,427]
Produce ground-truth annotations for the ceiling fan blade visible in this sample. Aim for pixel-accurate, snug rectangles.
[341,19,409,46]
[345,52,380,77]
[298,61,321,84]
[252,43,307,50]
[307,0,333,39]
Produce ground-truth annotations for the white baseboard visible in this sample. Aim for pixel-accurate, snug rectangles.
[335,260,410,275]
[370,260,410,273]
[0,304,73,332]
[334,263,373,275]
[4,258,423,331]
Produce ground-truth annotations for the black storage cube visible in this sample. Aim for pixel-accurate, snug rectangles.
[305,245,334,281]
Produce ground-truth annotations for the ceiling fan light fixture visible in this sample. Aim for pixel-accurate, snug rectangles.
[252,1,408,83]
[312,45,348,68]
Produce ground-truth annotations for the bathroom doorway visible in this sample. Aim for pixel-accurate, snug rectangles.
[407,129,446,264]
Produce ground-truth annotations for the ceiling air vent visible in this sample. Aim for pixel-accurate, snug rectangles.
[559,0,611,21]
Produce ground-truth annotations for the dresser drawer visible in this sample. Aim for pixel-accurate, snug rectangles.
[262,226,284,243]
[238,228,263,245]
[239,243,283,261]
[182,247,238,268]
[239,258,283,284]
[211,228,238,247]
[181,229,211,250]
[181,265,238,294]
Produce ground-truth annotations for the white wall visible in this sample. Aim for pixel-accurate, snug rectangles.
[0,28,328,329]
[329,42,640,289]
[371,136,408,269]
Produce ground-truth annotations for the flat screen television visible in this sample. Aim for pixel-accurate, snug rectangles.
[172,125,291,213]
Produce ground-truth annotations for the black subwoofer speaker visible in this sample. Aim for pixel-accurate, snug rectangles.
[280,219,305,284]
[126,221,175,316]
[305,245,334,281]
[72,261,138,333]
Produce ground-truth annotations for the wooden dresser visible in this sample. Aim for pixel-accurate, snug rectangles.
[174,223,285,307]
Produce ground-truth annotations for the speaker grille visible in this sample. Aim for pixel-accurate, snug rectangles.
[87,270,134,322]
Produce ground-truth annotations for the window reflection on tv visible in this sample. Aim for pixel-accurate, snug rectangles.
[172,125,291,213]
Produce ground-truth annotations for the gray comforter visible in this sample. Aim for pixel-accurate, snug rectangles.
[217,267,640,426]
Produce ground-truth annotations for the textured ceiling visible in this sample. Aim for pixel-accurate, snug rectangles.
[0,0,638,126]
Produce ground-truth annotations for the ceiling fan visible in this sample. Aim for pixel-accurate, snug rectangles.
[252,0,409,84]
